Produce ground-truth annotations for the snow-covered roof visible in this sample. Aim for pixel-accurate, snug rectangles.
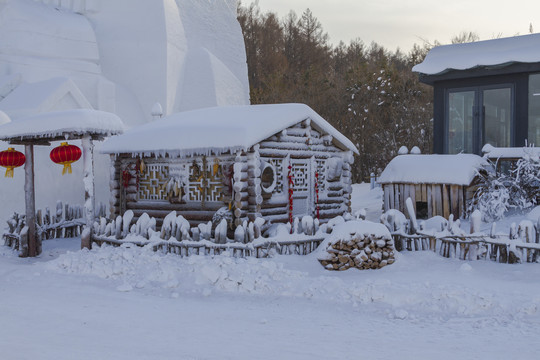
[0,109,125,142]
[101,104,358,157]
[413,33,540,76]
[377,154,487,186]
[0,77,92,120]
[482,144,540,159]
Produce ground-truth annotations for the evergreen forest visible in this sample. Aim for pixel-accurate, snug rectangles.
[237,3,435,182]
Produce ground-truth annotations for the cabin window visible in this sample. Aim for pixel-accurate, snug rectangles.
[138,163,170,201]
[528,74,540,146]
[137,158,230,203]
[260,162,277,194]
[187,158,226,202]
[416,201,428,220]
[266,158,285,194]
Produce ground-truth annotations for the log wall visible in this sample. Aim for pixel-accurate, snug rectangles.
[258,120,353,224]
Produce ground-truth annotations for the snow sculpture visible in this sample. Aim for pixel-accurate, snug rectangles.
[0,0,249,224]
[0,0,249,123]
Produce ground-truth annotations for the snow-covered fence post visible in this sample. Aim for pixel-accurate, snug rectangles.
[405,197,420,250]
[81,135,95,250]
[468,209,482,260]
[506,222,520,264]
[518,220,535,262]
[536,217,540,262]
[489,223,498,261]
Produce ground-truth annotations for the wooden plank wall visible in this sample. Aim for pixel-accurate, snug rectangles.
[383,183,467,219]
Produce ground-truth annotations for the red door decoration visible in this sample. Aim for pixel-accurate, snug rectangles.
[0,148,25,177]
[314,171,320,219]
[288,163,294,233]
[50,142,82,175]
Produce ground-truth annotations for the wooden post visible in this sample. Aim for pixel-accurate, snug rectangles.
[24,144,41,257]
[81,136,95,249]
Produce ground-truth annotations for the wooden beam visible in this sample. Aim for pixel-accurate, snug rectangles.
[9,140,51,146]
[24,144,40,257]
[81,136,95,250]
[442,184,450,219]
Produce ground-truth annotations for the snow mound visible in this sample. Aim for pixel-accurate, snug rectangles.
[45,244,540,323]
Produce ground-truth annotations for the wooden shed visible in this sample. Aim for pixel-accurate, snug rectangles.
[377,154,487,219]
[101,104,358,228]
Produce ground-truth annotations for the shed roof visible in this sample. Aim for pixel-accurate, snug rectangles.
[378,154,487,186]
[482,144,540,159]
[100,103,358,157]
[413,33,540,76]
[0,109,124,143]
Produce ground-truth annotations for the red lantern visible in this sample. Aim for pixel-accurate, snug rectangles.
[50,142,82,175]
[0,148,25,177]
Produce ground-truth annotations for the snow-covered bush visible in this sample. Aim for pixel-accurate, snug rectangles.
[469,172,510,222]
[513,155,540,206]
[469,156,540,221]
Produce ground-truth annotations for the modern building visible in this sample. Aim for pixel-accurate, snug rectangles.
[413,34,540,154]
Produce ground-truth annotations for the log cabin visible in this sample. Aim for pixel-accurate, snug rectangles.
[101,104,358,229]
[378,154,487,220]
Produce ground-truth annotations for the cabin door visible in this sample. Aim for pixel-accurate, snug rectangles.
[290,159,313,218]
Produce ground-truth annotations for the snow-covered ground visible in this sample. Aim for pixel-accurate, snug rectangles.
[1,185,540,359]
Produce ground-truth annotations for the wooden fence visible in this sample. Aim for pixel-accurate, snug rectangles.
[92,234,324,258]
[385,195,540,264]
[392,232,540,264]
[3,202,106,250]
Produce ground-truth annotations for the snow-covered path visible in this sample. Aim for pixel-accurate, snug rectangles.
[2,185,540,359]
[1,237,540,359]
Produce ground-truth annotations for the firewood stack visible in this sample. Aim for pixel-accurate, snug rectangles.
[318,226,395,271]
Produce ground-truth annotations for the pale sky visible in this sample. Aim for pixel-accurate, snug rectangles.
[245,0,540,52]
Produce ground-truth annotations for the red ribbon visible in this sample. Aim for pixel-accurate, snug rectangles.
[315,172,320,219]
[288,164,294,233]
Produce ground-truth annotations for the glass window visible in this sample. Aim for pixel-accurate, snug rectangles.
[483,87,512,148]
[528,74,540,146]
[448,91,475,154]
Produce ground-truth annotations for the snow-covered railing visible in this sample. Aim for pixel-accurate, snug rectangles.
[90,210,327,258]
[3,201,107,250]
[383,198,540,264]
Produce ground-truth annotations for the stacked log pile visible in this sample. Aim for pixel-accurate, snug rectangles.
[318,225,395,270]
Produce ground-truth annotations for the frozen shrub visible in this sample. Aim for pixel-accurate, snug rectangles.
[469,156,540,221]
